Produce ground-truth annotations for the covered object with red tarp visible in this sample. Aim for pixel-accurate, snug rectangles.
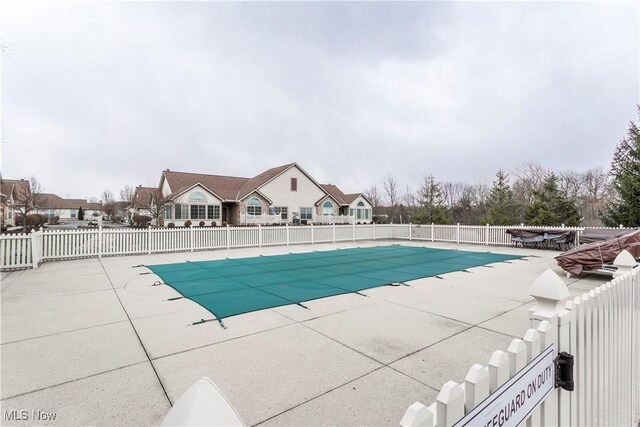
[555,229,640,276]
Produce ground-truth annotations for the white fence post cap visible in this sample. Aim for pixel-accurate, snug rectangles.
[529,269,569,301]
[400,402,433,427]
[529,269,569,321]
[613,249,636,268]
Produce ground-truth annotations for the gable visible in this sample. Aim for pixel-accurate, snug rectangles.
[258,165,326,204]
[172,184,222,204]
[349,195,372,209]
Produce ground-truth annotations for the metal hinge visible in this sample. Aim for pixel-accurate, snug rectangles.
[555,352,574,391]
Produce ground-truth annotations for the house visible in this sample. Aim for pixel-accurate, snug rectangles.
[144,163,373,226]
[0,179,31,227]
[129,186,158,219]
[39,194,103,220]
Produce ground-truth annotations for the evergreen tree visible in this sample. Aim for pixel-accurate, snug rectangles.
[524,173,581,226]
[601,110,640,227]
[411,175,450,224]
[485,170,519,225]
[77,206,84,220]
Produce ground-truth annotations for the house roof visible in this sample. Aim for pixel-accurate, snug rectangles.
[320,184,349,206]
[133,186,160,209]
[163,171,248,201]
[159,163,365,207]
[1,179,30,199]
[41,193,103,210]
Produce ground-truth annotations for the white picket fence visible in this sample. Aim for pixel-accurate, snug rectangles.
[0,223,632,270]
[401,256,640,427]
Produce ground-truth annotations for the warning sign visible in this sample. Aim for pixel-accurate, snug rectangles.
[454,345,556,427]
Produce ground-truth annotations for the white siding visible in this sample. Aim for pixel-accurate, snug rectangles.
[258,165,325,222]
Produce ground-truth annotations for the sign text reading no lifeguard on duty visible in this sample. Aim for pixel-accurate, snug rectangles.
[454,345,556,427]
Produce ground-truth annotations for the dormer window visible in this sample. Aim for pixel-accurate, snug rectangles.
[291,178,297,191]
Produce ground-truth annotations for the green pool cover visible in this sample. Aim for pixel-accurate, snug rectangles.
[146,245,522,320]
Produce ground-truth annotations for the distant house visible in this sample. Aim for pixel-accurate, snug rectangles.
[0,179,31,227]
[129,186,158,220]
[39,194,103,220]
[142,163,372,226]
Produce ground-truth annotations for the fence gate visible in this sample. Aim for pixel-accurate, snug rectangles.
[401,254,640,427]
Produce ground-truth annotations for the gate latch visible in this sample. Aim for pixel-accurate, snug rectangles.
[555,352,574,391]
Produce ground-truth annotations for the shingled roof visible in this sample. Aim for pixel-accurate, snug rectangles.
[163,171,249,201]
[133,186,161,209]
[159,163,364,206]
[1,179,30,199]
[41,193,103,210]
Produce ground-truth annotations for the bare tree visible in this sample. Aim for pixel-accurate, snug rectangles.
[101,189,117,221]
[512,162,549,204]
[120,185,135,205]
[382,174,400,222]
[14,176,46,220]
[558,171,583,199]
[382,174,399,207]
[146,191,174,227]
[364,185,382,214]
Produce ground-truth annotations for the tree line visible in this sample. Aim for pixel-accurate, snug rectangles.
[366,108,640,228]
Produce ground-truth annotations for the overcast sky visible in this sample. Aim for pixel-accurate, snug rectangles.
[2,1,638,200]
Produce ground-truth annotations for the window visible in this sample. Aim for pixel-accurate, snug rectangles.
[174,204,182,219]
[349,209,354,216]
[207,205,221,220]
[164,205,173,219]
[189,192,206,202]
[291,178,297,191]
[357,209,363,219]
[269,206,288,220]
[365,209,371,219]
[357,201,365,207]
[323,201,333,215]
[71,211,77,218]
[300,207,312,220]
[174,204,188,220]
[190,205,206,219]
[247,198,262,216]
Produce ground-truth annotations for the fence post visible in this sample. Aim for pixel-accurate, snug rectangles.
[352,222,356,242]
[258,224,262,248]
[373,222,376,241]
[529,269,570,425]
[189,225,194,251]
[98,226,103,258]
[431,222,434,242]
[226,225,230,250]
[310,223,314,244]
[409,223,412,241]
[147,225,152,254]
[456,223,460,244]
[613,250,637,277]
[485,223,490,246]
[30,229,42,269]
[333,223,336,243]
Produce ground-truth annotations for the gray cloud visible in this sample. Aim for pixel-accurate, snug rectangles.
[2,1,638,199]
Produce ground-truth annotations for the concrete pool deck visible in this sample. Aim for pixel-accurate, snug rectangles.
[0,241,607,426]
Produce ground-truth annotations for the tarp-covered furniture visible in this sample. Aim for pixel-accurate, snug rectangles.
[555,229,640,276]
[578,228,636,244]
[506,228,576,250]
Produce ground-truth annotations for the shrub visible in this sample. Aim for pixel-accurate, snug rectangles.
[48,215,60,225]
[14,214,24,226]
[167,222,175,228]
[199,220,205,227]
[184,220,192,227]
[132,213,152,227]
[77,206,84,220]
[25,214,47,230]
[211,221,217,227]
